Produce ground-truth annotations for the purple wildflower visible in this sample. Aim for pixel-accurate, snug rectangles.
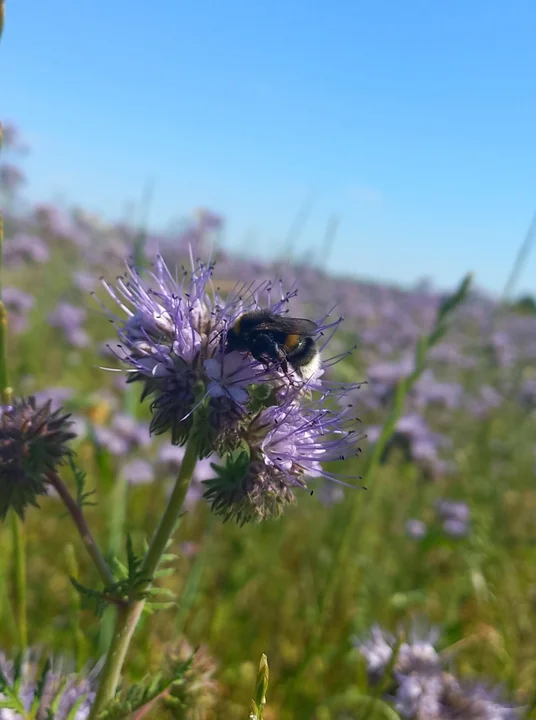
[435,499,471,538]
[405,518,427,539]
[73,270,97,293]
[394,672,523,719]
[0,649,98,719]
[48,302,88,348]
[99,253,362,521]
[121,458,154,485]
[33,387,74,412]
[258,397,360,486]
[93,413,150,456]
[2,287,35,334]
[49,301,86,329]
[355,621,521,718]
[4,232,50,266]
[355,622,441,686]
[204,385,362,524]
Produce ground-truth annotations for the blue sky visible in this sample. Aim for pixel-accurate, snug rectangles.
[3,0,536,295]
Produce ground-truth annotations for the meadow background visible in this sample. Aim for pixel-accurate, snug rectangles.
[2,121,536,718]
[2,2,536,718]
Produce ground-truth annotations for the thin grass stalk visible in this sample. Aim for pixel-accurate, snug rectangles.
[99,470,128,654]
[501,208,536,303]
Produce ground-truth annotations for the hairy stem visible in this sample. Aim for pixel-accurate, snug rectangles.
[88,430,199,719]
[47,471,115,587]
[10,512,27,651]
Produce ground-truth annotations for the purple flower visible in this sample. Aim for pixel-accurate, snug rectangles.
[73,270,97,293]
[405,518,427,539]
[435,499,470,537]
[48,302,88,347]
[33,386,74,412]
[258,397,360,486]
[158,443,186,470]
[0,649,98,719]
[412,370,463,410]
[111,413,151,448]
[49,302,87,330]
[4,232,50,266]
[100,254,362,521]
[355,625,395,682]
[205,352,265,405]
[93,413,151,456]
[355,623,441,685]
[121,458,154,485]
[204,386,362,524]
[92,425,129,456]
[2,287,35,334]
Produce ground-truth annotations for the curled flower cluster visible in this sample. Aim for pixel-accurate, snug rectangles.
[355,624,522,719]
[100,253,363,523]
[0,397,76,519]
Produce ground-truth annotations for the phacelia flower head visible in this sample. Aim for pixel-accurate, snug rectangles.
[99,252,363,520]
[100,254,269,452]
[203,385,363,524]
[0,397,77,519]
[0,650,98,720]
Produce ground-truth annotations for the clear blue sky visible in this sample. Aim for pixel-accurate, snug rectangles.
[3,0,536,295]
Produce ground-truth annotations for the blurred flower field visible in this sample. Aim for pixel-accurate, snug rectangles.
[1,124,536,719]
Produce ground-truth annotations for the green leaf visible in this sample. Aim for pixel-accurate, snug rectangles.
[69,456,97,508]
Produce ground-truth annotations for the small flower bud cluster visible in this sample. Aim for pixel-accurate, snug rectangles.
[0,397,76,519]
[100,253,363,523]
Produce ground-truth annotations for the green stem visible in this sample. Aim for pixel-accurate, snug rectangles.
[88,431,199,719]
[1,124,23,648]
[47,472,115,587]
[10,512,27,651]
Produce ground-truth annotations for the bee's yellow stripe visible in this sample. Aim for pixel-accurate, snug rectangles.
[284,334,300,351]
[233,317,242,333]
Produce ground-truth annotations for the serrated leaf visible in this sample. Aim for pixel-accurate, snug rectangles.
[69,456,97,508]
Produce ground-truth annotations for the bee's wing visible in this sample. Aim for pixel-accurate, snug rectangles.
[255,317,319,335]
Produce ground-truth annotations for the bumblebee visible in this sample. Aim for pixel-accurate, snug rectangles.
[225,310,321,379]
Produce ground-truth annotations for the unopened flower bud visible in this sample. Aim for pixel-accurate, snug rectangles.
[0,397,76,519]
